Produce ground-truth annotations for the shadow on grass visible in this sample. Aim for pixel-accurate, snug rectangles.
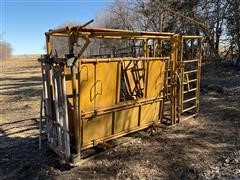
[0,76,42,101]
[0,62,239,179]
[0,118,63,179]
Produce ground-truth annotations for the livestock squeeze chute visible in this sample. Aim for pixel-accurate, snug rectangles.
[38,20,202,163]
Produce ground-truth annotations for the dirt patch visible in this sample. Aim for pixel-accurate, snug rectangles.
[0,58,239,179]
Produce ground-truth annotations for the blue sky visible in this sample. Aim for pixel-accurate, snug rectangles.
[1,0,113,55]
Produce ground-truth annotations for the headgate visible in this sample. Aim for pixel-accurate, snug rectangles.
[38,22,202,162]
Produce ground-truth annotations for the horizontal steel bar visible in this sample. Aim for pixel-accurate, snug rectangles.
[182,105,196,113]
[78,57,169,64]
[183,88,197,94]
[182,35,202,39]
[184,79,197,84]
[88,34,173,40]
[50,33,172,40]
[47,27,69,34]
[188,79,197,83]
[81,97,163,118]
[183,97,197,103]
[48,26,175,37]
[181,113,198,121]
[184,70,198,74]
[183,59,199,63]
[82,27,175,36]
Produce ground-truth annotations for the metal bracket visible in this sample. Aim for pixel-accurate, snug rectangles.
[66,53,76,66]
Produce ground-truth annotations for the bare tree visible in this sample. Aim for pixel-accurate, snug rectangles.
[50,0,237,62]
[226,0,240,60]
[0,41,12,60]
[97,0,235,62]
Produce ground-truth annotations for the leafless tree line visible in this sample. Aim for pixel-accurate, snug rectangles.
[94,0,240,62]
[1,1,239,62]
[48,0,240,62]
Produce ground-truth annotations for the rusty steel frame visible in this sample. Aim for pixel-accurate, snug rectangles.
[38,23,202,163]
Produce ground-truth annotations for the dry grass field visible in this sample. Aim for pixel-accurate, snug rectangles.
[0,56,239,179]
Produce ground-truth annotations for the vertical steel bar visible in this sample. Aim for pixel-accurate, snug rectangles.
[57,72,64,150]
[48,67,54,144]
[71,66,79,153]
[159,99,163,122]
[180,37,184,114]
[138,105,142,126]
[62,69,71,159]
[77,62,82,156]
[143,39,149,98]
[196,38,202,113]
[94,62,97,109]
[39,62,46,149]
[45,34,52,55]
[170,46,174,124]
[39,91,43,149]
[53,67,62,147]
[46,34,55,144]
[153,39,156,57]
[170,35,179,124]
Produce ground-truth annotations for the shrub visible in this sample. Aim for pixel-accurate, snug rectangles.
[0,41,12,60]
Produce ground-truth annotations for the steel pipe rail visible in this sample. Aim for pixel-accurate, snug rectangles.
[78,57,169,64]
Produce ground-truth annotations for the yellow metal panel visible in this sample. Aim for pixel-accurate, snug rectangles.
[96,63,118,108]
[79,64,95,112]
[140,102,160,125]
[147,61,165,98]
[64,66,81,103]
[65,67,73,102]
[65,65,95,112]
[114,107,139,134]
[64,67,80,141]
[82,113,112,146]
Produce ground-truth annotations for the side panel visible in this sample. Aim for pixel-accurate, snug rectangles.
[114,107,139,134]
[96,63,119,108]
[65,67,73,103]
[79,64,95,112]
[64,60,167,150]
[147,61,166,98]
[64,67,75,138]
[82,113,112,146]
[78,62,119,146]
[140,102,160,126]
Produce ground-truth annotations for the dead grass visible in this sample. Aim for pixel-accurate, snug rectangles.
[0,57,239,179]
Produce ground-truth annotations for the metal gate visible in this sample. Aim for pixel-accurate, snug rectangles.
[41,63,71,159]
[179,36,202,120]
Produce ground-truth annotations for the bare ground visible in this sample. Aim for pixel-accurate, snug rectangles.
[0,56,239,179]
